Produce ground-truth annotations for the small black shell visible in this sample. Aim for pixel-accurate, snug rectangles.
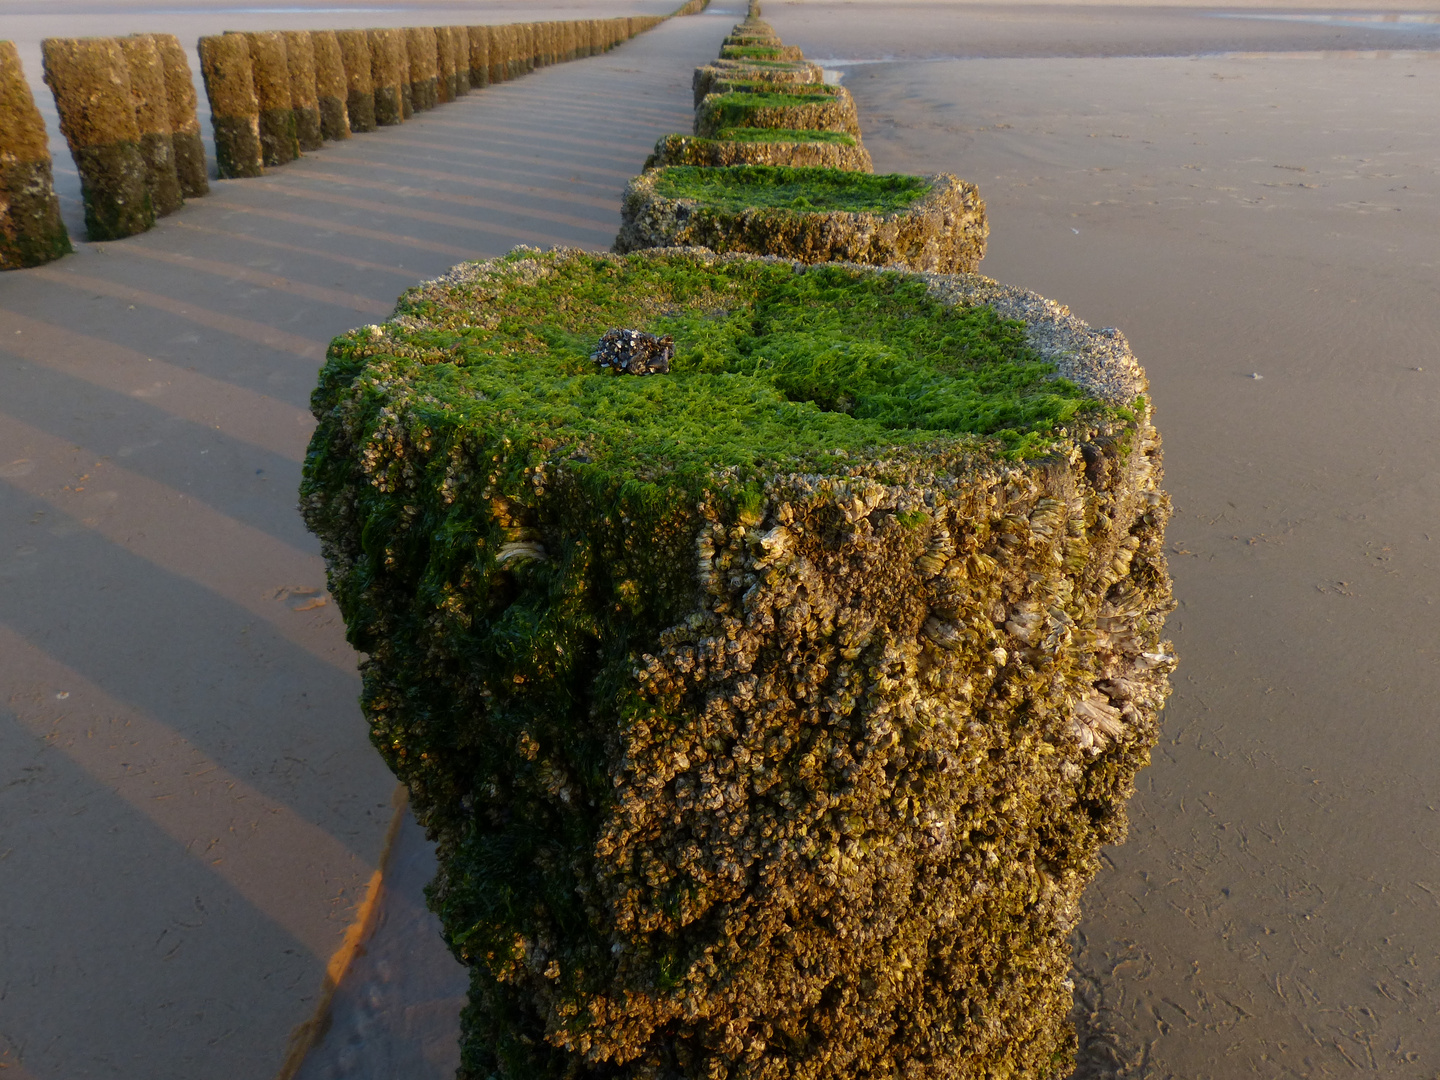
[591,328,674,375]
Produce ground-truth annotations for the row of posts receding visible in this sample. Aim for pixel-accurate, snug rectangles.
[1,3,709,269]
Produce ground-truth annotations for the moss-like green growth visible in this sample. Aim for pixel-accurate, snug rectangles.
[718,126,855,145]
[705,78,843,101]
[720,43,801,61]
[696,90,860,139]
[693,60,822,107]
[318,251,1094,468]
[617,168,988,274]
[644,132,873,173]
[653,165,922,215]
[302,247,1174,1080]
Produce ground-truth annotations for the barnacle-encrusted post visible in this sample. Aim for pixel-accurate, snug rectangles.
[311,30,351,140]
[335,29,376,133]
[447,27,471,95]
[42,36,155,239]
[486,24,511,85]
[693,60,823,108]
[243,31,298,166]
[645,133,873,172]
[154,33,209,195]
[119,34,184,217]
[302,248,1173,1080]
[199,32,264,177]
[405,26,439,112]
[615,167,987,274]
[281,30,323,150]
[368,27,406,126]
[0,40,72,268]
[465,26,490,90]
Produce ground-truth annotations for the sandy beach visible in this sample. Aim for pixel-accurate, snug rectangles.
[760,2,1440,1074]
[4,1,1440,1077]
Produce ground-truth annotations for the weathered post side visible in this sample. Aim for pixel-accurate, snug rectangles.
[434,26,455,105]
[368,27,405,126]
[466,26,490,90]
[0,41,71,268]
[335,29,376,132]
[311,30,350,140]
[517,23,535,74]
[405,26,438,111]
[281,30,323,150]
[243,31,297,166]
[199,33,263,177]
[153,33,208,196]
[490,24,513,84]
[396,28,413,118]
[42,36,155,239]
[118,34,184,217]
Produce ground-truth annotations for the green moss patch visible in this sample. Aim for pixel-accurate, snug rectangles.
[644,133,873,173]
[719,43,793,60]
[320,249,1096,471]
[696,89,860,139]
[708,77,841,99]
[653,164,922,215]
[716,125,856,146]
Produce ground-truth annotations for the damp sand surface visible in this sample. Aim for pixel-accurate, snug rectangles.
[0,5,721,1079]
[761,1,1440,1076]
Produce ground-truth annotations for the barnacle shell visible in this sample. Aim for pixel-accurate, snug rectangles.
[1071,691,1126,753]
[497,540,546,564]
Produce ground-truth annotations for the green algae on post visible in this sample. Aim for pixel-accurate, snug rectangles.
[655,164,922,213]
[42,36,155,240]
[0,40,71,269]
[616,166,988,274]
[644,131,874,172]
[693,59,823,107]
[719,42,803,61]
[696,89,862,139]
[301,246,1174,1080]
[154,33,209,195]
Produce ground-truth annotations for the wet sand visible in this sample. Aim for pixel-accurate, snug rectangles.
[763,1,1440,1075]
[0,6,721,1078]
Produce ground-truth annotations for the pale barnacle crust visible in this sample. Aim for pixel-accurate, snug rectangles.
[301,248,1173,1080]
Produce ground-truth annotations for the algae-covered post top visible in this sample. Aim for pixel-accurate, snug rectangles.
[302,247,1174,1080]
[616,165,988,275]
